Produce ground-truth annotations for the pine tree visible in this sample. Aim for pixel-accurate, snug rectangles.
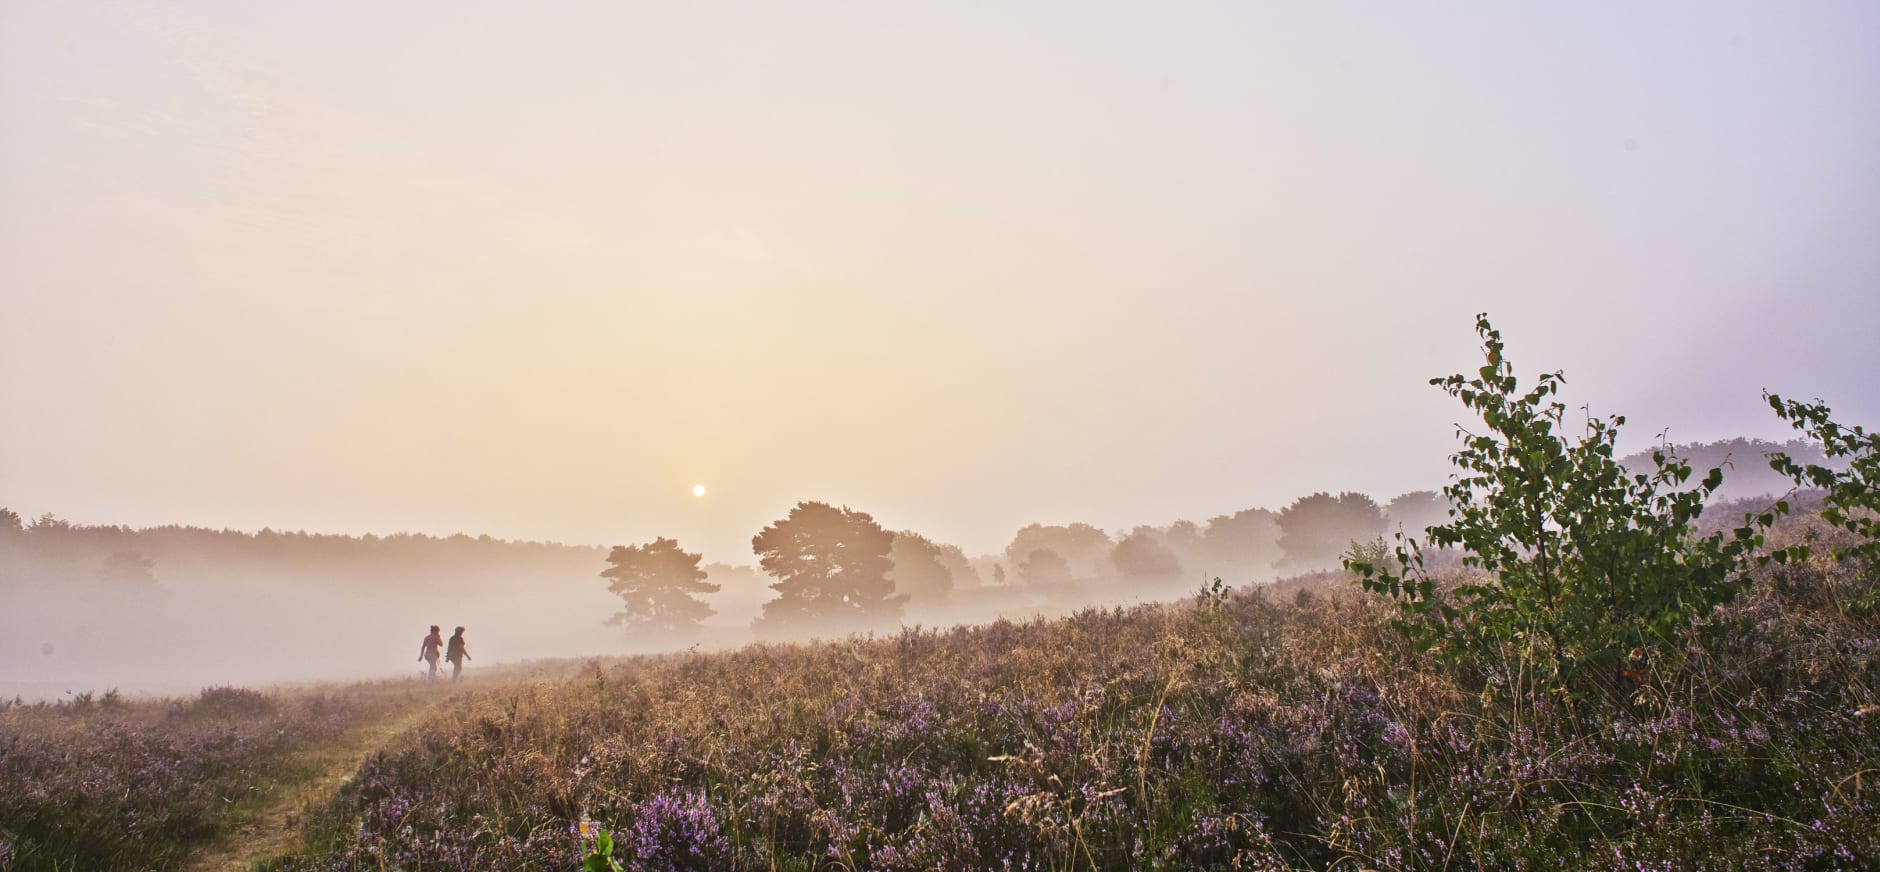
[752,502,902,637]
[601,537,719,640]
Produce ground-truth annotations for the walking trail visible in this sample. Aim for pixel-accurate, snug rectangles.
[183,698,441,872]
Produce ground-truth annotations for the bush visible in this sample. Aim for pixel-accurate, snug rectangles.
[1348,314,1764,695]
[1766,392,1880,601]
[176,685,277,719]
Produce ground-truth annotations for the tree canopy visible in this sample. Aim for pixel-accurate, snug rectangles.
[1276,492,1386,572]
[96,550,157,588]
[887,531,955,608]
[1384,491,1449,541]
[1004,523,1112,579]
[1112,526,1183,582]
[752,502,903,636]
[601,537,720,639]
[1017,547,1073,588]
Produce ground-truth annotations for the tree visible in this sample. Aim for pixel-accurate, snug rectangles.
[601,538,720,639]
[1348,315,1763,693]
[752,502,902,636]
[1004,523,1112,579]
[96,551,157,587]
[1112,527,1182,582]
[0,508,22,587]
[887,531,954,608]
[1766,393,1880,588]
[1384,491,1449,540]
[1621,437,1834,502]
[1276,492,1386,572]
[932,541,983,589]
[1200,508,1282,579]
[1017,548,1073,588]
[1160,519,1204,552]
[1151,521,1204,573]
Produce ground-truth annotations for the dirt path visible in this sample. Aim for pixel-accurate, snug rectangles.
[183,701,438,872]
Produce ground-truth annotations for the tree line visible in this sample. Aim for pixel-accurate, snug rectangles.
[594,488,1554,642]
[3,431,1832,652]
[0,487,1437,624]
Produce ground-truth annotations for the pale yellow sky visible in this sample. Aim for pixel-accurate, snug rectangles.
[3,2,1877,561]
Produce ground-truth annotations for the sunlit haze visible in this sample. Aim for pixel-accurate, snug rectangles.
[5,2,1877,564]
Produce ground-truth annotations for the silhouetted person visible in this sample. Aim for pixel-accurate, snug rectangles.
[445,626,471,681]
[418,624,442,681]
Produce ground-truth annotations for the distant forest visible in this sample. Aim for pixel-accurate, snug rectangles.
[0,437,1825,625]
[0,493,1406,617]
[1620,437,1830,501]
[0,512,602,598]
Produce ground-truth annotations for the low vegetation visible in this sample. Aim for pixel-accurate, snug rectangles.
[257,532,1874,869]
[0,683,417,871]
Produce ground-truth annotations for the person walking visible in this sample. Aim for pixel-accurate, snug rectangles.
[418,625,443,682]
[445,626,471,682]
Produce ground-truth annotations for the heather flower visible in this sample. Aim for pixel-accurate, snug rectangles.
[628,789,730,872]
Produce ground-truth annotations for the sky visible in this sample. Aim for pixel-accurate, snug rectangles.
[3,2,1877,564]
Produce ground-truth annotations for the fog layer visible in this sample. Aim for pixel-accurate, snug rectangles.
[4,434,1810,699]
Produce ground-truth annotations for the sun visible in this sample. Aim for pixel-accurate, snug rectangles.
[692,484,706,497]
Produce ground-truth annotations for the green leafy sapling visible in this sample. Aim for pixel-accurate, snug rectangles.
[1348,314,1765,694]
[1765,393,1880,590]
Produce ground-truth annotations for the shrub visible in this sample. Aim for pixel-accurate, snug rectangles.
[176,685,276,719]
[1766,392,1880,597]
[1348,314,1764,695]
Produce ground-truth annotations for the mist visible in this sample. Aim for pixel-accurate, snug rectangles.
[0,429,1834,701]
[0,438,1686,700]
[0,523,605,699]
[0,507,1278,699]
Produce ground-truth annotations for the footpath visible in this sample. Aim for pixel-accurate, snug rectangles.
[182,689,442,872]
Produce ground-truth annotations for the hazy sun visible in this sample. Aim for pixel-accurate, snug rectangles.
[692,484,706,497]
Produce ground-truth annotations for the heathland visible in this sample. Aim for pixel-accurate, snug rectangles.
[4,320,1876,870]
[3,505,1874,870]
